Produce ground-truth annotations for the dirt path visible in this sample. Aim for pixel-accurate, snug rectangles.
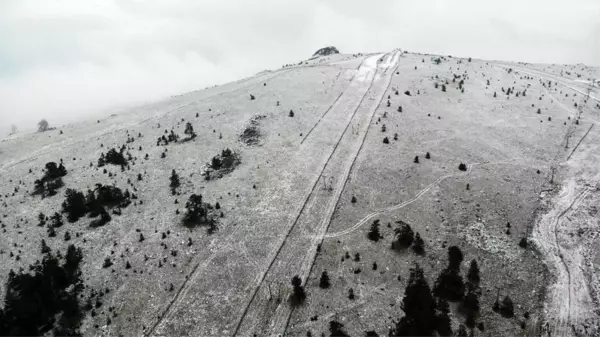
[231,50,402,337]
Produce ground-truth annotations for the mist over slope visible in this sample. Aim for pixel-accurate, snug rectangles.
[0,48,599,337]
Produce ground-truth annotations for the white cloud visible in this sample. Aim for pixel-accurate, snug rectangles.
[1,0,598,133]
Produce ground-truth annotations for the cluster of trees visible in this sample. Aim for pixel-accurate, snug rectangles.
[62,184,132,225]
[33,161,67,198]
[205,148,240,181]
[98,147,127,167]
[182,194,218,233]
[0,242,85,336]
[391,221,425,255]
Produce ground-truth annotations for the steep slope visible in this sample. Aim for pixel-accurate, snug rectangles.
[0,50,599,337]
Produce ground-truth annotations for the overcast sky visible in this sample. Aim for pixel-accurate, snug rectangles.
[1,0,599,133]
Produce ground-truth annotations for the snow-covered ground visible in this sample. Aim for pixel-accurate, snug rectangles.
[1,49,599,337]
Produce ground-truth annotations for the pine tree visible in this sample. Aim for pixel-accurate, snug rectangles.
[170,169,180,193]
[414,156,419,163]
[463,282,480,328]
[467,260,480,284]
[434,297,453,336]
[389,264,437,336]
[392,222,414,250]
[448,246,464,270]
[290,275,306,306]
[500,296,514,318]
[184,122,196,139]
[319,271,331,289]
[367,219,382,242]
[329,321,349,337]
[289,110,294,117]
[425,152,431,159]
[412,232,425,255]
[441,84,446,92]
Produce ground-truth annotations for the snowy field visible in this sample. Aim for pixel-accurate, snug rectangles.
[1,50,599,336]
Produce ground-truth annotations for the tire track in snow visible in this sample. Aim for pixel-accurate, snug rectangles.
[282,51,402,335]
[231,53,386,337]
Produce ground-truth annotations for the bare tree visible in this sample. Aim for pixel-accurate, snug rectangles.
[38,119,49,132]
[9,124,17,135]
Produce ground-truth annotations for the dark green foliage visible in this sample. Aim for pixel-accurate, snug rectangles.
[433,267,465,302]
[389,264,437,336]
[383,137,389,144]
[329,320,349,337]
[412,232,425,255]
[367,219,382,242]
[425,152,431,159]
[448,246,464,270]
[499,296,514,318]
[289,110,294,117]
[441,84,446,92]
[413,156,419,163]
[433,246,465,301]
[0,243,84,336]
[458,163,467,171]
[62,189,87,222]
[348,288,355,300]
[33,162,67,197]
[467,260,480,284]
[183,194,206,225]
[170,169,180,193]
[434,298,452,336]
[519,238,528,248]
[392,222,414,250]
[319,271,330,289]
[98,148,127,167]
[462,283,480,328]
[290,275,306,306]
[351,195,357,203]
[184,122,196,139]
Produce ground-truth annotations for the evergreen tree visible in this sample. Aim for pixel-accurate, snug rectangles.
[290,275,306,306]
[319,271,331,289]
[412,232,425,255]
[467,260,480,284]
[433,267,465,302]
[392,222,414,250]
[183,194,207,226]
[61,189,87,222]
[500,296,514,318]
[389,264,437,336]
[170,169,181,192]
[329,321,349,337]
[462,282,480,328]
[367,219,382,242]
[184,122,196,139]
[448,246,464,270]
[434,297,453,336]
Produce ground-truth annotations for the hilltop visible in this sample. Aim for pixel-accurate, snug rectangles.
[0,49,599,337]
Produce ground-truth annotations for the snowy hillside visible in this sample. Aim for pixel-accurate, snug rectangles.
[1,49,599,337]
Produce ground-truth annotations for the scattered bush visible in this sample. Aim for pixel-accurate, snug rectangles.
[458,163,467,171]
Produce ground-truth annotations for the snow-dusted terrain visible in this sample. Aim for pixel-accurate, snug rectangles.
[1,49,599,337]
